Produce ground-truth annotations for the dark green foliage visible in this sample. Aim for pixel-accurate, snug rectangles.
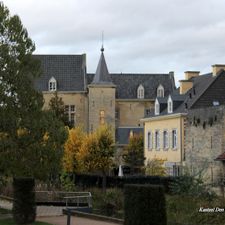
[13,178,36,224]
[0,3,68,181]
[48,92,69,127]
[170,175,216,200]
[124,184,167,225]
[122,135,145,174]
[92,188,124,217]
[75,174,174,192]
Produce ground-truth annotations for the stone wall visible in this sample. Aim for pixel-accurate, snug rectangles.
[88,86,116,135]
[185,106,225,184]
[116,100,154,127]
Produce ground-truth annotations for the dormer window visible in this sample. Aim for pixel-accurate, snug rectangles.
[137,84,144,99]
[155,98,160,115]
[49,77,57,91]
[168,95,173,113]
[157,84,164,97]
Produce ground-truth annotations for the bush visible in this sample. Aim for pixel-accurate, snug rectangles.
[170,175,216,200]
[75,173,174,193]
[124,184,167,225]
[13,177,36,224]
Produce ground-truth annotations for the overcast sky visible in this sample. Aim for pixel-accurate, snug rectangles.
[3,0,225,84]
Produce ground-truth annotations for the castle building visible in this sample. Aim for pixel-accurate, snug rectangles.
[142,65,225,180]
[34,48,175,148]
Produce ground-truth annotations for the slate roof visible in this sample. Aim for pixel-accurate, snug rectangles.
[147,71,224,118]
[34,54,86,92]
[116,127,143,145]
[34,54,175,98]
[91,49,114,85]
[87,73,175,99]
[190,70,225,109]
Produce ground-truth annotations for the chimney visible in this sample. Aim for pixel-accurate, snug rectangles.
[179,71,199,94]
[212,64,225,76]
[179,80,193,94]
[184,71,200,80]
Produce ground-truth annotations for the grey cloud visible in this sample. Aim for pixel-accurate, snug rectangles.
[3,0,225,83]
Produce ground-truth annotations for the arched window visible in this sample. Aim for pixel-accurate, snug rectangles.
[137,84,144,99]
[157,84,164,97]
[49,77,57,91]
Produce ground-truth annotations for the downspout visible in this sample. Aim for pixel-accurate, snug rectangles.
[180,116,183,172]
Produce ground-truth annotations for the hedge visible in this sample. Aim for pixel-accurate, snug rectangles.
[124,184,167,225]
[74,174,174,193]
[13,177,36,224]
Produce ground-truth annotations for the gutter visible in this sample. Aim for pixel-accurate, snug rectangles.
[141,113,187,122]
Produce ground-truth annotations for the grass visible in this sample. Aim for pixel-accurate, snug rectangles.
[89,188,225,225]
[0,208,11,215]
[167,195,225,225]
[0,218,52,225]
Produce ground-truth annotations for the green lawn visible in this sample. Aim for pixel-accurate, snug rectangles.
[0,218,52,225]
[0,208,11,215]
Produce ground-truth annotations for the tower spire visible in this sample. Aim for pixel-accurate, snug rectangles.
[101,31,104,52]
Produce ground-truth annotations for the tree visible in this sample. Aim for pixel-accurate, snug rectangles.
[122,134,145,175]
[78,125,114,191]
[49,91,69,126]
[145,158,166,176]
[63,126,85,173]
[0,2,67,181]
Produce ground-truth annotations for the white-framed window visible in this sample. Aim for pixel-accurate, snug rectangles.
[155,130,160,150]
[65,105,75,126]
[157,84,164,97]
[155,99,160,115]
[147,131,152,150]
[137,84,144,99]
[172,129,177,149]
[163,130,169,149]
[168,95,173,113]
[49,77,57,91]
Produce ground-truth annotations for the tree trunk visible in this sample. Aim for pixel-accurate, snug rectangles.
[102,172,107,192]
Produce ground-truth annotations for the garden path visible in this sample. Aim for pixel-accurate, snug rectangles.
[0,200,121,224]
[37,215,120,225]
[0,200,64,216]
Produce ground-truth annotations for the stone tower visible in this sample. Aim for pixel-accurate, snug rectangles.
[88,47,116,134]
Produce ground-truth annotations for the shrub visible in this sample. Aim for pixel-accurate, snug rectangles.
[75,173,174,193]
[170,175,216,200]
[124,184,167,225]
[60,172,76,191]
[13,177,36,224]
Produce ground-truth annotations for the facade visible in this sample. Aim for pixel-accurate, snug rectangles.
[34,48,175,147]
[142,65,225,178]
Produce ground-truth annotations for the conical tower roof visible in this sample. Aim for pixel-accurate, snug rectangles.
[91,47,115,85]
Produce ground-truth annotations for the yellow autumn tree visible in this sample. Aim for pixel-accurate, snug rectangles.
[78,125,114,191]
[63,126,85,173]
[145,158,167,176]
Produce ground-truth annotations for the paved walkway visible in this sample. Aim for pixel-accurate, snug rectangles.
[0,200,64,216]
[0,200,121,224]
[37,216,120,225]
